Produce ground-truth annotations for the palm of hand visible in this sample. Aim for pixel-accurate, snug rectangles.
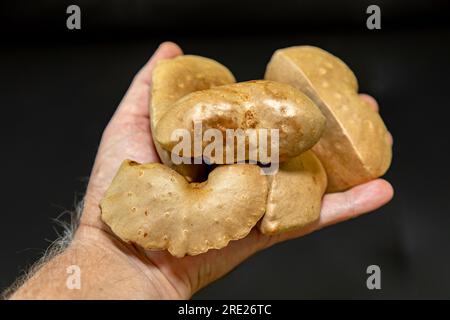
[78,42,394,298]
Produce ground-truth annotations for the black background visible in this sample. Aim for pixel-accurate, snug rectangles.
[1,0,450,299]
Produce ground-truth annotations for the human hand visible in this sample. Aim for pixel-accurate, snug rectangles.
[64,42,394,299]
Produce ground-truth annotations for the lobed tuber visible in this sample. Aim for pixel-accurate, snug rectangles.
[100,160,268,257]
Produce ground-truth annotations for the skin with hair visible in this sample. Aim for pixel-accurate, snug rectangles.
[9,42,393,300]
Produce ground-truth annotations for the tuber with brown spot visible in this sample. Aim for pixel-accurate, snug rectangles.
[155,80,325,163]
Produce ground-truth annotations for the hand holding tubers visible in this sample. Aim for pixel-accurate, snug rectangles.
[100,46,392,256]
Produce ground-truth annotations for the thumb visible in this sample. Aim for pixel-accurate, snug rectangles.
[134,41,184,87]
[115,42,183,120]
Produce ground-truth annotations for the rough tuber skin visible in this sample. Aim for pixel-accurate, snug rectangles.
[100,160,268,257]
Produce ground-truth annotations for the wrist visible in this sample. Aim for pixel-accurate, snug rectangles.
[72,222,190,299]
[11,220,190,299]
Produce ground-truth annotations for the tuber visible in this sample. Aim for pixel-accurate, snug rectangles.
[155,80,325,164]
[100,160,268,257]
[265,46,392,192]
[150,55,235,181]
[259,150,327,235]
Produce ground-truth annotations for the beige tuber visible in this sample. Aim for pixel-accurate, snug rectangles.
[150,55,235,181]
[155,80,325,163]
[259,150,327,235]
[265,46,392,192]
[100,160,268,257]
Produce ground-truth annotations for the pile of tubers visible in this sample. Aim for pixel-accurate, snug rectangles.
[100,46,392,257]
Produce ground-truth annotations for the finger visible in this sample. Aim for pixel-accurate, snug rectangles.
[386,131,394,145]
[359,93,379,112]
[359,93,393,145]
[319,179,394,227]
[115,42,183,119]
[167,179,394,294]
[272,179,394,244]
[134,41,183,87]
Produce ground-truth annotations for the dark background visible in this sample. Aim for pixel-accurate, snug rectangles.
[1,0,450,299]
